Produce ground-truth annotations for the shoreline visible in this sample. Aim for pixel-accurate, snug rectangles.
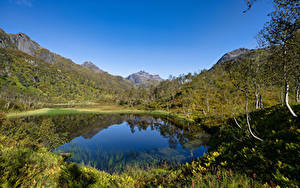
[6,105,172,119]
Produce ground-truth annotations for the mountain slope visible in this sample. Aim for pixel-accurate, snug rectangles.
[0,28,133,110]
[141,48,281,124]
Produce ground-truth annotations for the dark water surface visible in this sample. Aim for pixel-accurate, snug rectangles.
[56,114,210,172]
[14,113,210,172]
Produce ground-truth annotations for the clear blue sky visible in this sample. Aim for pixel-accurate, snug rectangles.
[0,0,273,78]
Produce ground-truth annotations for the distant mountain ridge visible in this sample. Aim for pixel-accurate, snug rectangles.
[126,71,163,86]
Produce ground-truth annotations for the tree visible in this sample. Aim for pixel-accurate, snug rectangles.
[225,58,264,141]
[244,0,258,13]
[259,0,299,117]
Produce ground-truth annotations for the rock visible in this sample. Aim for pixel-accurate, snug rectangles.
[33,76,40,82]
[35,48,55,63]
[9,33,39,56]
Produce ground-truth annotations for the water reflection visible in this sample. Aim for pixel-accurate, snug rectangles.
[12,113,210,172]
[52,114,210,172]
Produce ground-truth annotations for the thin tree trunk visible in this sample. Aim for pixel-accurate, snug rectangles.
[206,93,210,113]
[280,88,284,106]
[202,109,207,116]
[167,102,169,112]
[231,104,242,128]
[245,89,263,141]
[285,83,298,117]
[6,101,10,110]
[233,117,242,129]
[295,85,299,103]
[255,93,259,109]
[259,94,263,109]
[255,84,260,109]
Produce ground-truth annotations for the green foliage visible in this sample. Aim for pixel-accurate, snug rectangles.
[0,48,133,112]
[0,136,62,187]
[207,104,300,186]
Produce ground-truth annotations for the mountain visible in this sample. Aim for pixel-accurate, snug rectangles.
[0,28,133,110]
[81,61,104,73]
[0,28,56,63]
[216,48,251,65]
[126,71,163,87]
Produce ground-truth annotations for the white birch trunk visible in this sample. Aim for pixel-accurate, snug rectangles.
[255,84,260,109]
[245,90,263,141]
[285,83,298,117]
[233,117,242,129]
[295,86,299,103]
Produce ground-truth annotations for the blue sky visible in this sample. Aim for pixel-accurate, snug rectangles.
[0,0,273,78]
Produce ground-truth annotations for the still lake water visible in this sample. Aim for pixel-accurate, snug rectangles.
[53,114,210,172]
[13,113,210,172]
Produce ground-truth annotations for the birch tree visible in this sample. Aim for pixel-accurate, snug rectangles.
[225,58,264,141]
[259,0,299,117]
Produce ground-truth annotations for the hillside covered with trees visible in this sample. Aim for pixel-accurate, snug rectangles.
[0,29,135,111]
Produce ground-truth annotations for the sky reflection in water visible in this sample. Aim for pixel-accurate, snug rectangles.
[56,115,210,172]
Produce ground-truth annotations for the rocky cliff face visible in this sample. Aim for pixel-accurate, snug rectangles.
[0,28,15,49]
[9,33,39,56]
[0,28,55,63]
[126,71,163,86]
[217,48,251,65]
[81,61,104,73]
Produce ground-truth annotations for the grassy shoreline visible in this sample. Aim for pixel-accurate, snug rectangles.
[6,104,196,133]
[6,105,175,119]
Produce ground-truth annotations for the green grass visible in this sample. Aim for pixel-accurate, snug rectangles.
[6,108,86,118]
[6,106,193,133]
[6,105,174,118]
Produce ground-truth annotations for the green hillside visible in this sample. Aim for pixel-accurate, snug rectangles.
[0,28,135,112]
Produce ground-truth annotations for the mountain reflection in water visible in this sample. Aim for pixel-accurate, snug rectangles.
[27,113,209,172]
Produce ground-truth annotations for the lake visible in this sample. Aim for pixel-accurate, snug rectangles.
[12,113,210,172]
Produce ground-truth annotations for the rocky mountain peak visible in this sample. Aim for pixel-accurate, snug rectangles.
[81,61,104,73]
[126,71,163,86]
[0,29,55,63]
[217,48,251,64]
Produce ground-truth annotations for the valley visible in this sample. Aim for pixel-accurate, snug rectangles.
[0,0,299,187]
